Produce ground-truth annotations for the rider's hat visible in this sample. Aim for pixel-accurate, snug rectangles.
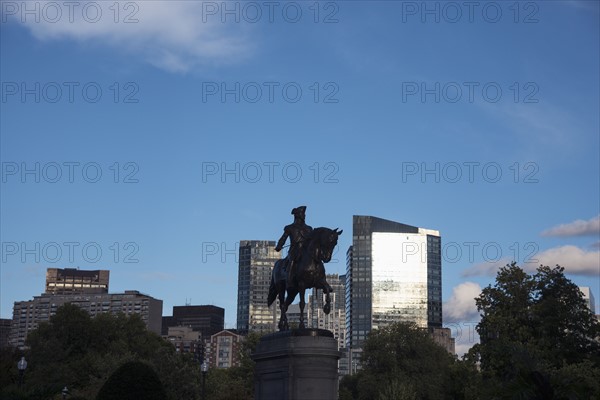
[291,206,307,216]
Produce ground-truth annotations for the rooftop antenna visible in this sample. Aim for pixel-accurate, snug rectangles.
[185,298,191,306]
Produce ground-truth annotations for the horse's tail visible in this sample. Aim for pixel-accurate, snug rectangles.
[267,277,277,307]
[267,260,279,307]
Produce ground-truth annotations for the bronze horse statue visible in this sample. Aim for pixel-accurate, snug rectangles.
[268,227,342,330]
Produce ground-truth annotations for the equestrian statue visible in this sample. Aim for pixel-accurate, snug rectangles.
[268,206,342,331]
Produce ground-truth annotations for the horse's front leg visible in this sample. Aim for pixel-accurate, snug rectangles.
[323,282,332,314]
[278,288,288,331]
[299,288,306,329]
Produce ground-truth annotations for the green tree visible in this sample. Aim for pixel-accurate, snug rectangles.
[152,346,200,400]
[376,379,417,400]
[24,303,96,398]
[0,347,24,390]
[340,322,475,400]
[338,374,359,400]
[205,368,251,400]
[96,361,166,400]
[532,266,600,366]
[204,331,262,400]
[233,331,261,394]
[1,304,200,400]
[471,263,600,399]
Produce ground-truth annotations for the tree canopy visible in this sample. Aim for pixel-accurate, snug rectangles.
[204,331,261,400]
[469,263,600,399]
[96,361,167,400]
[3,262,597,400]
[342,263,600,400]
[340,322,478,400]
[0,304,200,400]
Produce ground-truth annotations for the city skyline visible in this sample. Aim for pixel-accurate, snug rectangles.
[4,213,599,308]
[2,1,599,358]
[4,212,598,356]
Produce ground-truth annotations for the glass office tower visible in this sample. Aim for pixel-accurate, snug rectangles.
[309,273,347,350]
[346,216,442,350]
[236,240,280,334]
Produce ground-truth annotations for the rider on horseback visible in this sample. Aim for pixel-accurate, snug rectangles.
[275,206,313,288]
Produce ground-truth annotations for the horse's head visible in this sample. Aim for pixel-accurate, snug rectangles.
[311,227,343,263]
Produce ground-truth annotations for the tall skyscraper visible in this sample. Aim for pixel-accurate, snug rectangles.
[46,268,109,294]
[309,273,346,350]
[579,287,596,314]
[236,240,281,334]
[346,215,442,352]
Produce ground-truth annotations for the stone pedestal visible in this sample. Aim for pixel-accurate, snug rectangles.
[252,329,341,400]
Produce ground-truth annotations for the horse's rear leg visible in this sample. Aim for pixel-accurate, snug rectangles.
[299,289,306,329]
[278,287,288,331]
[280,288,298,330]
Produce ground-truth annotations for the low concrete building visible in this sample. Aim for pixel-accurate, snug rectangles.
[430,327,456,355]
[10,290,162,349]
[164,325,203,355]
[0,318,11,348]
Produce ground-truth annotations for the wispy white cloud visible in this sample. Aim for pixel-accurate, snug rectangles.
[541,215,600,237]
[443,282,482,323]
[443,282,482,357]
[535,245,599,275]
[481,101,582,159]
[454,341,477,358]
[5,1,254,72]
[462,245,599,277]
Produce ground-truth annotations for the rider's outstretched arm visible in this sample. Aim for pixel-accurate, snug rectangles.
[275,230,288,252]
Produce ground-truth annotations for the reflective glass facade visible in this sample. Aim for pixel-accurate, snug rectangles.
[346,216,442,349]
[372,232,428,329]
[236,240,280,334]
[309,274,346,350]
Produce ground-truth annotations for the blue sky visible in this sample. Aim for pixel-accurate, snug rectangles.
[1,0,599,354]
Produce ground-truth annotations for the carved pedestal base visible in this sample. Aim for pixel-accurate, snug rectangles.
[252,329,341,400]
